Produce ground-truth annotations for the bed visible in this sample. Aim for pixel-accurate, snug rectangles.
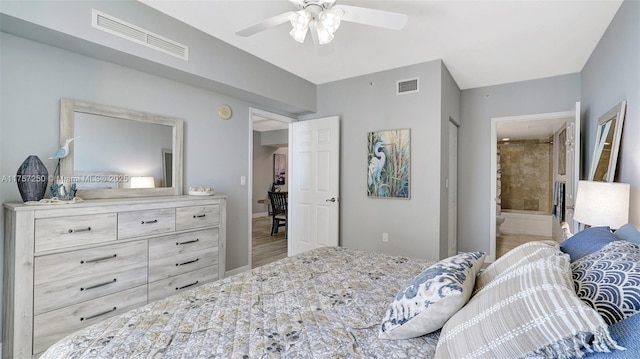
[41,247,440,358]
[42,224,640,358]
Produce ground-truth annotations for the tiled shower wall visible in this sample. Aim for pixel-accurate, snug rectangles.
[499,140,553,213]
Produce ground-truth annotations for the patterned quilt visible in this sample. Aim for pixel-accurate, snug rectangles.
[42,247,439,358]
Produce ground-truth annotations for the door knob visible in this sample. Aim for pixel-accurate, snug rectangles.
[326,197,336,203]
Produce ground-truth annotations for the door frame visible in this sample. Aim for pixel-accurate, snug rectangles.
[489,110,574,262]
[448,118,460,257]
[246,107,296,272]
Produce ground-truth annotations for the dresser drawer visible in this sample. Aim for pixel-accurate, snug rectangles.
[118,208,175,239]
[149,228,218,259]
[35,213,117,252]
[176,205,219,230]
[148,267,218,302]
[149,245,218,282]
[33,285,147,355]
[34,240,148,315]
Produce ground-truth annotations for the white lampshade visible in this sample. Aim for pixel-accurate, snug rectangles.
[573,180,630,229]
[130,176,155,189]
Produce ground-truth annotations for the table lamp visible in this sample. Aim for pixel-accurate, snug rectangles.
[130,176,155,189]
[573,180,630,229]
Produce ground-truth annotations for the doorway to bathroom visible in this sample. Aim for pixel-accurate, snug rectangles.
[489,103,580,261]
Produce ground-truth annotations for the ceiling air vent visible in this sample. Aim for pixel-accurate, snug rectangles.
[397,77,419,95]
[92,9,189,61]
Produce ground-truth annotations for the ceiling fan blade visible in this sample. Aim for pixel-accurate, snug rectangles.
[334,5,408,30]
[236,11,295,37]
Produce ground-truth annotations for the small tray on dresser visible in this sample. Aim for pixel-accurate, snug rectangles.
[188,186,215,196]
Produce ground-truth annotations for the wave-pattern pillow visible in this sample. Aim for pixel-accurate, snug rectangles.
[436,252,623,358]
[379,251,485,339]
[572,240,640,325]
[474,240,557,293]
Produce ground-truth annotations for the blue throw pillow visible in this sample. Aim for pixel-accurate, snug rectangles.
[559,226,616,262]
[572,241,640,325]
[614,223,640,244]
[585,312,640,358]
[379,251,486,339]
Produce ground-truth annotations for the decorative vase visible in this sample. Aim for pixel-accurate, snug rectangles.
[16,155,49,202]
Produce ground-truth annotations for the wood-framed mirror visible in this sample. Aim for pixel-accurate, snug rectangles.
[588,100,626,182]
[59,98,183,199]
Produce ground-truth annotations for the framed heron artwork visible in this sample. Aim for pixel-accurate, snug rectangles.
[367,129,410,198]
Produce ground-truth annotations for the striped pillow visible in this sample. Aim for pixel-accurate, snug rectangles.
[436,251,623,358]
[474,240,557,293]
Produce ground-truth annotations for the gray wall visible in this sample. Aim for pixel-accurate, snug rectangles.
[309,60,444,261]
[260,129,289,147]
[0,33,255,273]
[0,0,316,115]
[458,74,581,254]
[252,131,288,214]
[581,0,639,227]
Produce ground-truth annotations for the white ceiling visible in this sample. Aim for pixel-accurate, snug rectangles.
[497,117,568,141]
[139,0,622,89]
[253,115,289,131]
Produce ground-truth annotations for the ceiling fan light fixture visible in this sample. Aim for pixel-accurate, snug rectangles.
[319,9,341,33]
[289,26,308,43]
[289,10,311,43]
[315,21,335,45]
[238,1,407,45]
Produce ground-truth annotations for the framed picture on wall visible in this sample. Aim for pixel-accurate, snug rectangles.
[558,128,566,175]
[367,128,411,199]
[273,153,286,185]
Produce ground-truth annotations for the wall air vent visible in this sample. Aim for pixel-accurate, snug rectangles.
[397,77,419,95]
[92,9,189,61]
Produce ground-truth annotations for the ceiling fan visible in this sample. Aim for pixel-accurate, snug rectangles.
[236,0,408,45]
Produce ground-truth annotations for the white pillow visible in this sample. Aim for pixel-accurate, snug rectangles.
[379,251,485,339]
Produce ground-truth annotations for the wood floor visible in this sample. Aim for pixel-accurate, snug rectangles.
[252,216,552,266]
[496,232,557,258]
[252,215,287,269]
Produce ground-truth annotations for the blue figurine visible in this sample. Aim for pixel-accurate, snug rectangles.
[50,137,78,178]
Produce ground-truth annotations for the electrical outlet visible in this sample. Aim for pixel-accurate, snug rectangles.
[382,232,389,242]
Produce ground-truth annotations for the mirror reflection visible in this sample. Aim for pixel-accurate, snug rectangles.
[60,98,183,199]
[590,118,615,182]
[73,112,173,190]
[588,100,626,182]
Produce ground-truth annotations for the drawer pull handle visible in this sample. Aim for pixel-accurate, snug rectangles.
[176,238,200,246]
[81,254,117,264]
[81,278,117,291]
[80,307,117,322]
[193,214,206,218]
[176,258,199,266]
[68,227,92,234]
[141,219,158,225]
[176,281,199,290]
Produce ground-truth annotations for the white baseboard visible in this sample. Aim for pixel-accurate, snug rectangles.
[225,265,250,278]
[252,212,268,218]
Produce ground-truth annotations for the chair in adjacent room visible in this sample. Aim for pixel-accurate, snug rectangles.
[268,191,287,238]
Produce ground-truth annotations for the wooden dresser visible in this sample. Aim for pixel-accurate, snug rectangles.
[2,195,226,358]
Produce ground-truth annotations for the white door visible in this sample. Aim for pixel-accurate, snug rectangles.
[565,102,581,234]
[448,121,458,256]
[288,116,340,256]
